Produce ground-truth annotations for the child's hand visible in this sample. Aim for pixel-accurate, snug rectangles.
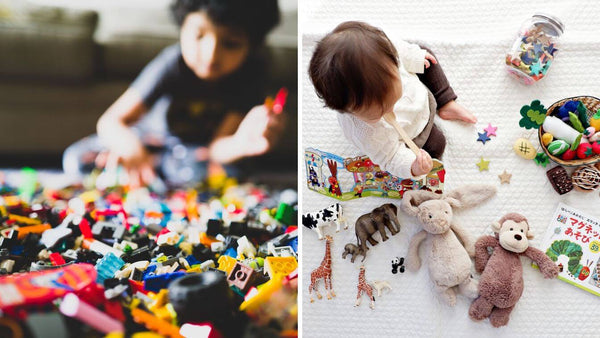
[424,52,438,69]
[209,104,285,163]
[234,104,285,156]
[411,149,433,176]
[96,143,156,188]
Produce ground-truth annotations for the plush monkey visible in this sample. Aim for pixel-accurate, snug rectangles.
[469,213,559,327]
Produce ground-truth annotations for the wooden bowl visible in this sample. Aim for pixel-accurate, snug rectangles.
[539,96,600,166]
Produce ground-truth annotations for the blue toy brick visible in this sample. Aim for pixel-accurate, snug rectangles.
[224,247,237,258]
[95,252,125,284]
[185,255,201,266]
[288,237,298,253]
[143,271,186,292]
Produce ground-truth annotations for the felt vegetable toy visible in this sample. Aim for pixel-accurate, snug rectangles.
[585,127,596,136]
[543,116,581,145]
[402,185,497,306]
[557,100,578,120]
[590,110,600,131]
[589,132,600,142]
[569,112,585,133]
[561,149,576,161]
[541,133,553,146]
[592,141,600,155]
[519,100,546,129]
[576,102,590,129]
[469,213,559,327]
[547,140,569,156]
[576,142,594,159]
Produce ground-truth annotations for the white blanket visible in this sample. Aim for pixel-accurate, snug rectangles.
[301,1,600,336]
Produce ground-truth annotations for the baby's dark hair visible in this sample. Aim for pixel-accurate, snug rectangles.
[309,21,399,113]
[171,0,280,46]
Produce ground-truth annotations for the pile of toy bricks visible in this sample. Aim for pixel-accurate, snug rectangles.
[0,174,298,338]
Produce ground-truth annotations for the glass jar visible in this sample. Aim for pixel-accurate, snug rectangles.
[505,13,564,85]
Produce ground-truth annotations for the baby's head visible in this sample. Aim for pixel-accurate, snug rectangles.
[309,21,402,122]
[171,0,280,81]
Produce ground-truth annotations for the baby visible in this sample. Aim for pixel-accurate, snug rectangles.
[309,21,476,177]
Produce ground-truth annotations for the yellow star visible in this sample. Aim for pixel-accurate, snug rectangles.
[498,170,512,184]
[476,157,490,171]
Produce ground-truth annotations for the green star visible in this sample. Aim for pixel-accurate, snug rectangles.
[476,157,490,171]
[530,59,543,75]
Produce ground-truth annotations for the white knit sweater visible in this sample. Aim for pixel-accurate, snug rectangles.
[337,38,430,178]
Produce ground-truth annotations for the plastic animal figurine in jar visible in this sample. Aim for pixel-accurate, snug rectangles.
[505,13,564,85]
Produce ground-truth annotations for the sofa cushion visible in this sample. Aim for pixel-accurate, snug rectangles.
[0,6,98,81]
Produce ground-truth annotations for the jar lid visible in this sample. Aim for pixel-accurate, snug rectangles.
[533,12,565,35]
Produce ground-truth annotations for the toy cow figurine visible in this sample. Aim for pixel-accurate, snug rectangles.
[302,203,346,239]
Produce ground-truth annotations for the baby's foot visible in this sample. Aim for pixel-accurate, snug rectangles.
[438,100,477,123]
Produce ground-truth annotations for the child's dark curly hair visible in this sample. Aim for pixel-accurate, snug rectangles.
[171,0,280,46]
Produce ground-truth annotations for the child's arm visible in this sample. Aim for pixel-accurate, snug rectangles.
[338,115,432,177]
[390,38,438,75]
[208,104,285,164]
[96,88,155,187]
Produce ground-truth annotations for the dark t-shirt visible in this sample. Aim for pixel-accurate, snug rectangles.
[131,44,267,145]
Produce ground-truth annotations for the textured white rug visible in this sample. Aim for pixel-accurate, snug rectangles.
[301,1,600,337]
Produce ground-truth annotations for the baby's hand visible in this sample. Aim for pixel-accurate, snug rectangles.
[411,149,433,176]
[424,52,437,69]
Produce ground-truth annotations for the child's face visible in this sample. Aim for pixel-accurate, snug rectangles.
[352,65,403,123]
[180,11,250,81]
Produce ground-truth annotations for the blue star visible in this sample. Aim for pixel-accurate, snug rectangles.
[530,59,543,75]
[545,43,557,56]
[520,51,536,65]
[477,131,491,144]
[533,43,543,56]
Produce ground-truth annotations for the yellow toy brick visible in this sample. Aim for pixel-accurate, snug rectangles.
[217,255,237,275]
[264,257,297,279]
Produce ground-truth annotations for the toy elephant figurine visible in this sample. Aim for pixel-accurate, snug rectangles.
[342,243,365,263]
[402,185,497,306]
[355,203,400,254]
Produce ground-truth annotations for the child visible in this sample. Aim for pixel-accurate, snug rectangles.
[63,0,282,187]
[308,21,476,178]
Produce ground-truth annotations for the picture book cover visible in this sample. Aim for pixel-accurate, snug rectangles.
[304,147,445,201]
[538,202,600,296]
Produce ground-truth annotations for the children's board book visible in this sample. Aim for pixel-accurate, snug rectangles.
[304,147,445,201]
[538,202,600,296]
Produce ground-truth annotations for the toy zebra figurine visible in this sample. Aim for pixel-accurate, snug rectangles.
[355,265,375,309]
[309,235,335,302]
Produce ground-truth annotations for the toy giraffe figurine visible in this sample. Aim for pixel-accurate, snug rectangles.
[309,235,335,302]
[355,265,375,309]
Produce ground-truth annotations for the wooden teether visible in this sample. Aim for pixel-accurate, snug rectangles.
[383,113,420,155]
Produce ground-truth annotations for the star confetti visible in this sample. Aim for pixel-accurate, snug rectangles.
[484,123,497,137]
[477,132,491,144]
[498,170,512,184]
[534,152,550,167]
[530,59,543,75]
[476,157,490,171]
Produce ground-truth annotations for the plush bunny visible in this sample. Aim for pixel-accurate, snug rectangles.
[401,185,497,306]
